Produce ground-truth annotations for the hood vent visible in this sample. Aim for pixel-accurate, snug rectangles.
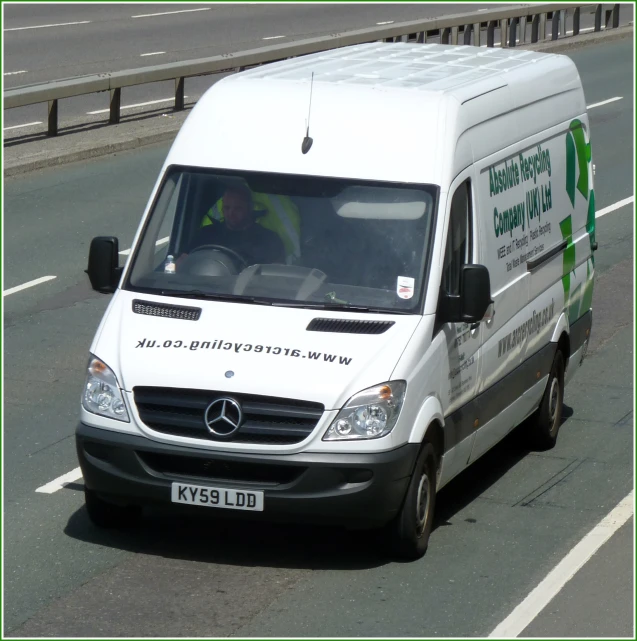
[133,299,201,321]
[306,318,394,335]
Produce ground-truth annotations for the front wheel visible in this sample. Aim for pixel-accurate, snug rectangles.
[529,349,565,450]
[387,442,438,560]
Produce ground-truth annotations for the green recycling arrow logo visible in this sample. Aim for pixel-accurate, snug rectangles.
[562,119,595,323]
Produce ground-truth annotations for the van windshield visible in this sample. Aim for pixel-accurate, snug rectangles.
[126,166,437,313]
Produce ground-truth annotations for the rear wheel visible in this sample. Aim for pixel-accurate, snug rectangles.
[529,349,565,450]
[84,488,141,529]
[388,442,437,560]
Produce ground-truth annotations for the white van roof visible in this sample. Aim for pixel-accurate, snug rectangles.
[166,44,585,187]
[236,42,557,101]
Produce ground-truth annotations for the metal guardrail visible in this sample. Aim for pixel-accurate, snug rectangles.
[4,3,621,137]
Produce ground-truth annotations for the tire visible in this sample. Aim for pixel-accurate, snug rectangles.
[84,488,141,529]
[388,442,438,560]
[529,349,565,450]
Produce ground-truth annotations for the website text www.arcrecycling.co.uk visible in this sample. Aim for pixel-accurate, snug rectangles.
[135,338,353,366]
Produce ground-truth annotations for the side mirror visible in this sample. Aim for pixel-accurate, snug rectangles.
[439,264,493,324]
[460,264,492,323]
[87,236,121,293]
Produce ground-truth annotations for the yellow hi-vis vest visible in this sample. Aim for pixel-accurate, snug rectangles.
[202,193,301,263]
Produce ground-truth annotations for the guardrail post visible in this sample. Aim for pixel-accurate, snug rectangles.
[594,4,602,31]
[441,27,451,44]
[573,7,580,36]
[509,17,518,46]
[47,99,58,137]
[606,5,619,29]
[531,14,540,42]
[519,16,527,43]
[463,24,472,45]
[451,26,459,44]
[473,22,481,46]
[563,9,570,37]
[487,20,496,47]
[109,88,121,125]
[551,10,560,40]
[499,18,508,47]
[539,12,547,40]
[174,77,184,111]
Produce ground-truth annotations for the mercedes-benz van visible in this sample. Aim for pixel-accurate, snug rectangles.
[78,43,595,559]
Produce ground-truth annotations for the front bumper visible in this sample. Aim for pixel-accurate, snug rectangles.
[76,423,419,528]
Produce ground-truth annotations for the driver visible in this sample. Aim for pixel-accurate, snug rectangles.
[190,185,285,266]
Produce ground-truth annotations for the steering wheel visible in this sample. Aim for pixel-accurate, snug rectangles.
[189,244,249,270]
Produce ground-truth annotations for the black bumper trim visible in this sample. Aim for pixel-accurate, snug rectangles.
[76,423,420,528]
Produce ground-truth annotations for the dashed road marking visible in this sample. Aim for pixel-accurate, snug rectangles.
[4,121,43,131]
[119,236,169,256]
[132,8,210,18]
[596,196,634,219]
[587,96,623,109]
[140,51,166,57]
[4,20,91,31]
[87,97,187,115]
[376,21,394,25]
[3,275,56,297]
[35,467,83,494]
[262,35,285,40]
[4,70,28,76]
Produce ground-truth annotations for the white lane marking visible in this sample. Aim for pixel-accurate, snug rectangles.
[132,8,210,18]
[4,70,28,75]
[140,51,166,57]
[87,97,187,115]
[35,467,83,494]
[489,490,634,638]
[596,196,634,219]
[587,96,623,109]
[119,236,169,256]
[4,20,91,31]
[4,121,43,131]
[376,21,395,25]
[478,8,489,11]
[263,35,285,40]
[3,275,56,297]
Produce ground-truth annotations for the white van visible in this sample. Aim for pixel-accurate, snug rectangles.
[78,43,595,559]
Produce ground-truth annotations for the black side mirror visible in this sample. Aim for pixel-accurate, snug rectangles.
[87,236,121,293]
[460,264,492,323]
[439,264,493,324]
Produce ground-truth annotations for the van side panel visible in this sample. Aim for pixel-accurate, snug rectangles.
[467,107,593,462]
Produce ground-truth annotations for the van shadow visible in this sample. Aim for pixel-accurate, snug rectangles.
[64,405,574,570]
[434,403,574,526]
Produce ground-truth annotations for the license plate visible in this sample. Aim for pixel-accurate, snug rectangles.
[171,482,264,511]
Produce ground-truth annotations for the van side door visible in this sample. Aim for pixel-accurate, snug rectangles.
[437,176,483,472]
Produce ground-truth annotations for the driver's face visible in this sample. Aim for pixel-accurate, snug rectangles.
[223,190,253,231]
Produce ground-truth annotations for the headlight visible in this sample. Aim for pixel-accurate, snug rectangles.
[82,355,130,422]
[323,381,406,441]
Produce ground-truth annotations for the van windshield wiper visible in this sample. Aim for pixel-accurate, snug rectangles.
[273,301,412,314]
[160,290,272,305]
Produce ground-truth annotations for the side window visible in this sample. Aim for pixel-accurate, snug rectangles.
[442,180,472,295]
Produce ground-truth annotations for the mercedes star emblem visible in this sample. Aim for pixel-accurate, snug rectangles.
[204,397,243,437]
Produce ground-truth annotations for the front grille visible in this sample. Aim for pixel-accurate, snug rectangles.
[306,318,395,334]
[138,451,305,485]
[133,299,201,321]
[133,387,324,445]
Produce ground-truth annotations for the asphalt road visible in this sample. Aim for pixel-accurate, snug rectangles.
[3,38,634,637]
[3,2,507,129]
[3,2,633,134]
